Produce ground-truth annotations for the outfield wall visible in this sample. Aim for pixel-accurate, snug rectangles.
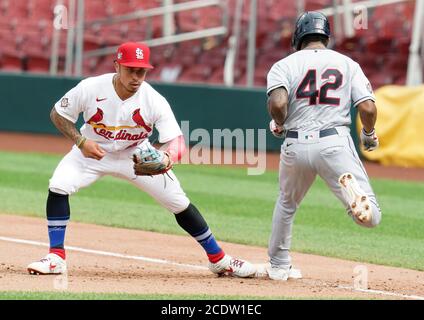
[1,73,359,152]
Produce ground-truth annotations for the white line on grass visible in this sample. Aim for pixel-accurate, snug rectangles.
[2,236,424,300]
[337,285,424,300]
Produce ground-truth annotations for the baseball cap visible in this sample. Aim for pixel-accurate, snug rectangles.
[116,42,154,69]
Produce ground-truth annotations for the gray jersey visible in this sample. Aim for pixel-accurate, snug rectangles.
[267,49,375,131]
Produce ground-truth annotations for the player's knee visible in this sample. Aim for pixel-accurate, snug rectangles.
[49,178,77,195]
[49,187,70,195]
[167,196,191,214]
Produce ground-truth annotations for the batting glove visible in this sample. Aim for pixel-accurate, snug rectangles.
[360,128,379,152]
[269,120,285,138]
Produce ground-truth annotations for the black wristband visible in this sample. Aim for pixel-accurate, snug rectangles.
[362,128,375,136]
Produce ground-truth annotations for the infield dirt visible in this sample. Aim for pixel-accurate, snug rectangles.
[1,132,423,299]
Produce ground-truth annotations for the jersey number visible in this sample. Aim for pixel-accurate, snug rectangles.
[296,69,342,106]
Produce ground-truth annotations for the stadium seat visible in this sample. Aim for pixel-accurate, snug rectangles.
[178,65,213,83]
[82,57,100,75]
[26,56,50,73]
[107,0,134,15]
[93,54,115,75]
[366,37,394,55]
[207,67,224,85]
[3,0,414,84]
[368,73,393,89]
[2,0,28,19]
[335,36,363,52]
[395,38,411,55]
[0,47,24,72]
[27,0,54,20]
[85,0,110,22]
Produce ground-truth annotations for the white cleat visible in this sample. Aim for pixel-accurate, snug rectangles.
[27,253,67,275]
[338,172,372,224]
[208,254,257,278]
[265,264,302,281]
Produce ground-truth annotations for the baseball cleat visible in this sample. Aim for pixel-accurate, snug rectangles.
[339,172,372,223]
[265,264,302,281]
[208,254,257,278]
[27,253,67,275]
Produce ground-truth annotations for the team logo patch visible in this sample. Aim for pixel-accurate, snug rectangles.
[136,48,144,60]
[117,52,123,60]
[60,98,69,108]
[366,82,373,94]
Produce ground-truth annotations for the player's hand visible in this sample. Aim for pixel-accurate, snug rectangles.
[360,128,379,152]
[80,139,106,160]
[269,120,285,138]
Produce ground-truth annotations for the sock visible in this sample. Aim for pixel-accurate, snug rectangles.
[175,203,225,263]
[46,190,70,260]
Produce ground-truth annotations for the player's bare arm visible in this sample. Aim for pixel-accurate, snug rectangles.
[357,100,379,152]
[50,108,105,160]
[156,135,186,162]
[357,99,377,133]
[267,87,288,125]
[267,87,288,138]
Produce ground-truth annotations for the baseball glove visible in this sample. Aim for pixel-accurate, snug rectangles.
[132,143,173,176]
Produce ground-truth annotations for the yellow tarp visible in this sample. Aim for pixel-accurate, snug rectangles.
[357,85,424,167]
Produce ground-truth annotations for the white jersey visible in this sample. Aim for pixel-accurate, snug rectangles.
[54,73,182,153]
[267,49,375,131]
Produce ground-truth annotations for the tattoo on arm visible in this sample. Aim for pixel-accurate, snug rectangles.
[268,88,288,125]
[50,108,81,144]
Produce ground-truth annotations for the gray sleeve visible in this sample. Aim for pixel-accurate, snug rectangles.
[351,63,375,107]
[267,62,290,96]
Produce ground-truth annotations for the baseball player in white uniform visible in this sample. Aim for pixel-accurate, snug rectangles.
[27,42,256,278]
[265,12,381,280]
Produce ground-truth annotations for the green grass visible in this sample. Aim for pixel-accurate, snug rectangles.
[0,291,368,300]
[0,291,268,300]
[0,151,424,271]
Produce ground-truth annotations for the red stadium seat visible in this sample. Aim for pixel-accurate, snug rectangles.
[2,0,28,19]
[92,54,115,75]
[178,65,213,83]
[82,57,100,76]
[107,0,134,15]
[395,38,411,55]
[26,56,50,73]
[85,0,109,22]
[207,67,224,84]
[368,73,393,89]
[0,0,413,84]
[305,0,332,11]
[0,47,24,72]
[27,0,54,20]
[335,36,363,52]
[366,37,394,54]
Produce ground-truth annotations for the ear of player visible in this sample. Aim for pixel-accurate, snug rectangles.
[132,143,173,176]
[360,128,379,152]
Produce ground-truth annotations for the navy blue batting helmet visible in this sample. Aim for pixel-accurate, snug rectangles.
[292,11,330,50]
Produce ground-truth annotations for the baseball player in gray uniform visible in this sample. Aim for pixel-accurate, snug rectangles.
[265,12,381,280]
